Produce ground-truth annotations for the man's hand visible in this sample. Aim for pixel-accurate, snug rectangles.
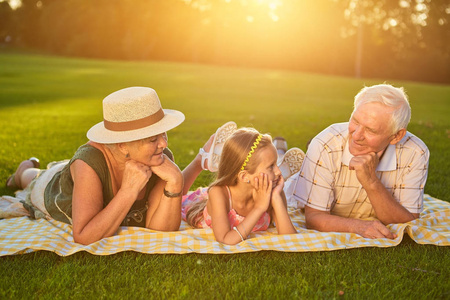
[348,151,382,188]
[304,206,398,239]
[347,149,417,224]
[356,219,397,239]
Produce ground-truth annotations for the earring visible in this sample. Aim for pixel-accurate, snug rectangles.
[246,180,250,184]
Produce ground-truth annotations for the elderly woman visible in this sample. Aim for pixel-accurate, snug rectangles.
[5,87,205,245]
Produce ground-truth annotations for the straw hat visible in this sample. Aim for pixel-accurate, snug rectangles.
[87,87,185,144]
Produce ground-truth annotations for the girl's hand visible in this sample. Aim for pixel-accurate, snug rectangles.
[252,173,272,212]
[121,160,153,199]
[272,176,285,196]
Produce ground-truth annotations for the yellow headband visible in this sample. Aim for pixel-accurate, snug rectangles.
[240,134,262,171]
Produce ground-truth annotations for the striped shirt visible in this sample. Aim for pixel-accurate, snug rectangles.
[293,122,429,220]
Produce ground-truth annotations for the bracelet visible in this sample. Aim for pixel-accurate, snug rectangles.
[163,188,182,198]
[233,226,245,242]
[240,222,248,238]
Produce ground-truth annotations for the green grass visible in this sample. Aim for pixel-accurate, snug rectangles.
[0,52,449,299]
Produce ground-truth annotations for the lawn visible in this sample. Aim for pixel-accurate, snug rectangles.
[0,52,449,299]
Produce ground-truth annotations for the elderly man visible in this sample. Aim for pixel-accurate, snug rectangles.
[293,84,429,239]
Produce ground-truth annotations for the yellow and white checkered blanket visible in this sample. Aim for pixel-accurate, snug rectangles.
[0,194,448,256]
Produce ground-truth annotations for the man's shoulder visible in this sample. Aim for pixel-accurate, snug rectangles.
[304,122,348,162]
[399,131,429,155]
[321,122,349,134]
[313,122,349,146]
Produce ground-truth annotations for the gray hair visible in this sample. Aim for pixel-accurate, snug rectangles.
[352,84,411,133]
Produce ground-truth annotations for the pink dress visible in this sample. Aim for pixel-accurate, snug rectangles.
[181,186,271,232]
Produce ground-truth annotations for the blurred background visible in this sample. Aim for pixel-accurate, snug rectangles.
[0,0,449,84]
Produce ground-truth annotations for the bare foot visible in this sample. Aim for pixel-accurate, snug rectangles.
[6,158,40,189]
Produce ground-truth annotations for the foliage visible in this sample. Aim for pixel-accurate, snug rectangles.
[339,0,450,82]
[0,0,449,83]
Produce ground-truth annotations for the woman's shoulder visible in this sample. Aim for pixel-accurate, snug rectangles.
[70,144,109,179]
[73,144,104,159]
[67,144,105,168]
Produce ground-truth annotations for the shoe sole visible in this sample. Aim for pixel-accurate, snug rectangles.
[209,121,237,172]
[279,148,305,180]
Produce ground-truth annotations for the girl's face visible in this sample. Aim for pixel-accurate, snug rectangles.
[249,144,281,187]
[128,132,168,166]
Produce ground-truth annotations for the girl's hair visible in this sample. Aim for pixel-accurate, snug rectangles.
[185,128,272,227]
[212,128,272,187]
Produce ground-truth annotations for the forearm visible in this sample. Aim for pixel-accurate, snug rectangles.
[220,208,266,245]
[146,181,182,231]
[73,190,136,244]
[181,154,203,195]
[305,207,368,234]
[146,198,181,231]
[271,197,297,234]
[364,180,416,224]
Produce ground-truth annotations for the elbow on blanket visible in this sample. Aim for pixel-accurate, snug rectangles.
[304,218,320,231]
[219,240,241,246]
[74,237,92,245]
[146,220,181,232]
[73,232,103,245]
[378,211,419,226]
[304,206,327,231]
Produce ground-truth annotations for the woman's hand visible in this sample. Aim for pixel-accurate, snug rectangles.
[121,160,153,198]
[150,154,183,192]
[252,173,272,212]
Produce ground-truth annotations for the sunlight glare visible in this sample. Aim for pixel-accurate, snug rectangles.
[412,12,428,26]
[1,0,21,9]
[415,3,427,12]
[399,0,410,8]
[235,0,282,23]
[269,2,278,10]
[270,12,279,22]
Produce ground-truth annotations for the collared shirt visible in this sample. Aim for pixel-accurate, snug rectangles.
[293,122,429,220]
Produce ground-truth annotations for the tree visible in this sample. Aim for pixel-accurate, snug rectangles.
[0,1,14,45]
[338,0,450,82]
[2,0,448,83]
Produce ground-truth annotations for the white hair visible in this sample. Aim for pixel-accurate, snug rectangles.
[352,84,411,133]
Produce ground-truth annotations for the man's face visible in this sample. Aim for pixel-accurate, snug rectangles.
[348,102,397,156]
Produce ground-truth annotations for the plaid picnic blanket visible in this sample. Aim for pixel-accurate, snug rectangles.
[0,194,448,256]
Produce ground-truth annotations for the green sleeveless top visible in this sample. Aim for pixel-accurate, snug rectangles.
[44,144,173,227]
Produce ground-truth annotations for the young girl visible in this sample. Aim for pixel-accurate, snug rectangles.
[182,127,298,245]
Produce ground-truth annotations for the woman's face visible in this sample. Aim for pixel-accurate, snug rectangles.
[249,145,281,188]
[128,132,168,166]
